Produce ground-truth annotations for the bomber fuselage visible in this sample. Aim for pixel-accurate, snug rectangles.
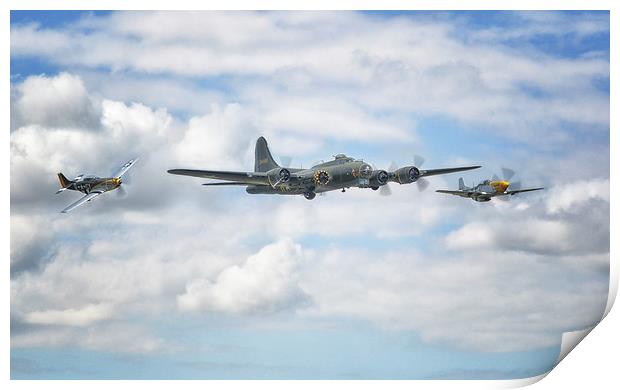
[246,156,376,196]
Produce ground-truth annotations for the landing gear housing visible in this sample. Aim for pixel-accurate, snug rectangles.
[304,192,316,200]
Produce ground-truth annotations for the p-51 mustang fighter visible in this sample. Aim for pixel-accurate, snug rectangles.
[436,171,543,202]
[168,137,480,200]
[56,158,139,213]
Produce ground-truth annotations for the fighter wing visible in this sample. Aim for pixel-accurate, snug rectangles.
[113,158,139,178]
[499,187,545,196]
[168,169,270,185]
[421,166,481,177]
[60,192,104,213]
[435,189,473,198]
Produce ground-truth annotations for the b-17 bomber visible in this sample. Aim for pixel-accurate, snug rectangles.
[55,158,139,213]
[167,137,481,200]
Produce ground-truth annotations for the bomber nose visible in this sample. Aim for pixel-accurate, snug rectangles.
[500,181,509,192]
[360,164,372,178]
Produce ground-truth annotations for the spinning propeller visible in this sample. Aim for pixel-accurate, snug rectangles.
[113,169,132,198]
[412,155,430,192]
[492,167,522,200]
[116,183,128,198]
[378,155,429,196]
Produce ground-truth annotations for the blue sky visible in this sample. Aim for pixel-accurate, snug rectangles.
[10,10,610,379]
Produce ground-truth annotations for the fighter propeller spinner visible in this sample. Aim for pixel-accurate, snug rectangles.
[55,158,139,213]
[167,137,481,200]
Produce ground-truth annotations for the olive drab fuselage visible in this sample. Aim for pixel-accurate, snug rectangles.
[246,156,375,196]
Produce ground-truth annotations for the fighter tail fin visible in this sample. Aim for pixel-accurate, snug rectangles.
[458,177,466,190]
[254,137,280,172]
[56,173,73,193]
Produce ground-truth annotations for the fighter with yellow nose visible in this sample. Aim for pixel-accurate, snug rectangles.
[490,180,510,194]
[55,158,139,213]
[436,168,543,202]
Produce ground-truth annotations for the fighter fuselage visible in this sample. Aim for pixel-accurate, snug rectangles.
[464,180,510,202]
[65,175,122,194]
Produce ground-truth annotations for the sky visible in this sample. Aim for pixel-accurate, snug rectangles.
[9,10,610,379]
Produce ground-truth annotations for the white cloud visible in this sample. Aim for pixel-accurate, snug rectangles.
[439,178,610,258]
[77,71,227,115]
[11,322,164,354]
[267,187,445,239]
[546,179,609,214]
[445,219,574,254]
[12,72,101,130]
[10,214,55,274]
[299,248,608,352]
[178,239,308,314]
[253,94,413,142]
[470,11,609,42]
[444,197,609,256]
[10,11,610,145]
[101,100,172,138]
[173,103,256,168]
[10,22,74,57]
[23,303,114,327]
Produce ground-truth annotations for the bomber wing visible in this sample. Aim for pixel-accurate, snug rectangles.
[113,158,139,178]
[202,182,252,186]
[421,166,481,177]
[61,192,104,213]
[167,169,271,186]
[435,189,473,198]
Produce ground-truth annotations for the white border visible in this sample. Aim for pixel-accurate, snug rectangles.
[3,1,617,389]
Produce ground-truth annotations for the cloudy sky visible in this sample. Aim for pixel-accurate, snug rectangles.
[10,10,610,379]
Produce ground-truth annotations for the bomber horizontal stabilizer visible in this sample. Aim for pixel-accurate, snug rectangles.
[168,169,270,185]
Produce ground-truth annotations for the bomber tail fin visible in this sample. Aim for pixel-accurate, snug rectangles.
[56,173,73,194]
[254,137,280,172]
[458,177,466,190]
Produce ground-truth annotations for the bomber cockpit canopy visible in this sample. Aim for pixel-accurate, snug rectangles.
[481,179,491,185]
[313,154,357,168]
[333,154,354,162]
